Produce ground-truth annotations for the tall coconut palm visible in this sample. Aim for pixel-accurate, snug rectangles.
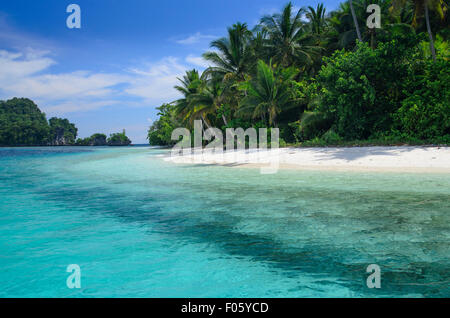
[328,0,389,49]
[237,60,298,127]
[173,69,200,121]
[260,2,322,67]
[328,1,365,49]
[307,3,327,35]
[190,75,229,126]
[424,0,437,60]
[349,0,363,41]
[173,69,212,129]
[391,0,447,61]
[203,22,254,81]
[305,3,330,73]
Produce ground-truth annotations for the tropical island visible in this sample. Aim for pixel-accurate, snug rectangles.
[148,1,449,148]
[0,98,132,147]
[1,0,449,299]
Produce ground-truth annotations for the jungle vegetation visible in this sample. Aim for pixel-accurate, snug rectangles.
[0,98,132,146]
[148,0,449,147]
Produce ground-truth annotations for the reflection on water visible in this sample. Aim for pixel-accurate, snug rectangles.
[0,147,449,297]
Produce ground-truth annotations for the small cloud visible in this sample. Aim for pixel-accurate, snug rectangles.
[0,48,127,113]
[176,32,216,45]
[125,57,187,103]
[185,54,210,69]
[44,100,120,113]
[0,49,55,79]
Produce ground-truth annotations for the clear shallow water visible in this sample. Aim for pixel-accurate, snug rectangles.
[0,146,449,298]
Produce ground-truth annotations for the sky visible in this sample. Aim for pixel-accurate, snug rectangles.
[0,0,340,143]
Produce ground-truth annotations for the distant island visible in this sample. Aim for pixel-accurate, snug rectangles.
[75,131,131,146]
[0,98,132,147]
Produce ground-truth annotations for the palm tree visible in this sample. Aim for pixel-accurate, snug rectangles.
[328,3,355,49]
[190,75,229,126]
[391,0,448,61]
[357,0,393,49]
[306,3,327,35]
[260,2,322,67]
[349,0,363,41]
[237,60,298,126]
[203,22,254,81]
[424,0,437,60]
[173,69,212,129]
[328,0,390,50]
[173,69,199,121]
[202,23,256,126]
[304,3,330,73]
[327,1,365,50]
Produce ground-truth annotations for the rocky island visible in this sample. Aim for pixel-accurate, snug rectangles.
[105,131,132,146]
[0,98,132,147]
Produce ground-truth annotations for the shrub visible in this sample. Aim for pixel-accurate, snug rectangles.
[316,37,416,140]
[147,104,179,146]
[321,130,342,144]
[396,58,450,139]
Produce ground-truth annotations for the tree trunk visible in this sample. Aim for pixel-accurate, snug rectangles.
[349,0,362,42]
[424,0,437,61]
[221,114,228,126]
[201,114,212,130]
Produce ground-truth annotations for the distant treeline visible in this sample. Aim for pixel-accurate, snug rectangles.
[0,98,131,147]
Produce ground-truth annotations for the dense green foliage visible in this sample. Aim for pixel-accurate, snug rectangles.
[75,133,108,146]
[148,104,178,146]
[0,98,132,146]
[238,60,299,126]
[0,98,50,146]
[148,0,449,146]
[48,117,78,145]
[76,131,133,147]
[316,37,413,140]
[397,58,450,140]
[0,98,79,146]
[107,130,132,146]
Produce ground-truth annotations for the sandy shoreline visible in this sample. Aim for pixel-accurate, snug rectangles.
[162,146,450,173]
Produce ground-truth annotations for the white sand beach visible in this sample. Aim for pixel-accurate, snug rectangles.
[164,146,450,173]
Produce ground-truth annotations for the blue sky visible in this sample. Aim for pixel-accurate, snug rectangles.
[0,0,340,143]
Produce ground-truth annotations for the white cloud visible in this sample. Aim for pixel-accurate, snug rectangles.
[44,100,120,113]
[0,49,54,79]
[185,54,210,69]
[6,71,126,100]
[124,57,186,103]
[0,49,201,113]
[176,32,216,45]
[0,49,127,113]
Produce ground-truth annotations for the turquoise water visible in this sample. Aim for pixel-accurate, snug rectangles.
[0,146,449,297]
